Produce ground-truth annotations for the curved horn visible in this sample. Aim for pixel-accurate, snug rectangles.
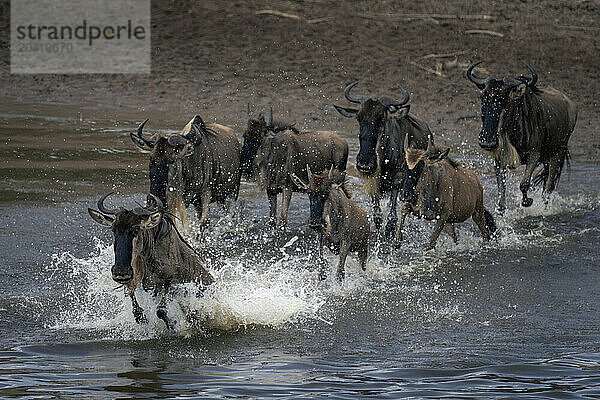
[344,81,363,104]
[328,165,334,180]
[306,164,312,180]
[247,103,251,121]
[425,134,433,156]
[146,193,163,211]
[268,106,273,128]
[404,132,409,153]
[134,118,154,147]
[466,61,488,90]
[396,84,410,106]
[522,61,538,87]
[97,192,121,215]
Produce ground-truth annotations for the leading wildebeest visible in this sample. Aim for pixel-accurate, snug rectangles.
[130,115,241,228]
[397,137,496,249]
[292,167,369,282]
[466,61,577,211]
[241,106,349,227]
[88,193,214,329]
[334,82,432,239]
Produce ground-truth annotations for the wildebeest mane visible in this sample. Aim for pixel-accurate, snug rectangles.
[137,212,202,261]
[268,120,300,134]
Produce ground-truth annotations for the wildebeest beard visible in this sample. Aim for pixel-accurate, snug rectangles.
[308,191,328,230]
[149,158,170,204]
[400,160,424,202]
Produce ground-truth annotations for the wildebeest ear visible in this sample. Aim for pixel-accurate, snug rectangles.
[332,170,346,185]
[130,133,153,152]
[509,83,527,99]
[431,147,450,161]
[191,115,205,128]
[141,211,162,229]
[290,173,309,190]
[397,105,410,118]
[88,208,114,227]
[168,135,194,157]
[333,104,358,118]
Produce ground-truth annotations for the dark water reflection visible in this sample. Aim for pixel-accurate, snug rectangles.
[1,110,600,398]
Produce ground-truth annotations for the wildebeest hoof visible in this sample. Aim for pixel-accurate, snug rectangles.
[384,219,397,240]
[134,312,148,325]
[373,216,383,230]
[157,308,175,330]
[393,238,402,250]
[522,198,533,207]
[318,269,327,281]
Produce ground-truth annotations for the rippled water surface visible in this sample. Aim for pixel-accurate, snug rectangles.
[1,109,600,398]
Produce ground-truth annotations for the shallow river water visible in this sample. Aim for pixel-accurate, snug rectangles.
[1,107,600,398]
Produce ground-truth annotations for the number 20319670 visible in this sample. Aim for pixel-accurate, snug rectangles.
[17,42,73,53]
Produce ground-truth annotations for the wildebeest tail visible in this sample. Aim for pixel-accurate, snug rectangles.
[484,208,496,234]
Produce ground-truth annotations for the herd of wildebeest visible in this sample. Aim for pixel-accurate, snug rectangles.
[87,62,578,328]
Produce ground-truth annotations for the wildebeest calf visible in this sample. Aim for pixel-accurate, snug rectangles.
[397,137,496,249]
[293,168,369,281]
[88,193,214,329]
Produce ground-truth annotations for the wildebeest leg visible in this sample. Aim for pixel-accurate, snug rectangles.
[520,154,540,207]
[543,153,564,199]
[156,295,175,331]
[394,203,411,245]
[427,219,446,250]
[279,187,292,228]
[384,187,399,239]
[495,161,507,214]
[267,191,278,226]
[371,194,382,230]
[130,293,147,324]
[472,208,491,241]
[444,223,458,244]
[177,200,189,231]
[358,247,368,272]
[317,234,327,281]
[197,191,211,227]
[336,242,350,282]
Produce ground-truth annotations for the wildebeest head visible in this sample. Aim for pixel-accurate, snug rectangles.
[466,61,538,151]
[291,166,347,232]
[400,135,448,202]
[241,104,273,179]
[88,193,164,285]
[334,82,411,175]
[130,118,196,204]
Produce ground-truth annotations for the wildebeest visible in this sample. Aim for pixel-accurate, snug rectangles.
[397,136,496,249]
[466,61,577,211]
[130,115,241,228]
[334,82,432,239]
[88,193,214,329]
[241,106,349,227]
[292,167,369,281]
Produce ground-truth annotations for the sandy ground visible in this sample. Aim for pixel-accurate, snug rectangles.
[0,0,598,161]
